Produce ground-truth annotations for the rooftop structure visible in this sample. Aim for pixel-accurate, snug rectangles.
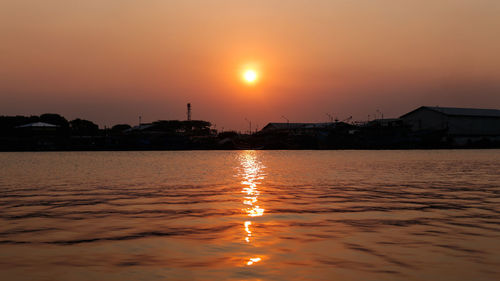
[260,122,349,133]
[401,106,500,119]
[16,122,59,128]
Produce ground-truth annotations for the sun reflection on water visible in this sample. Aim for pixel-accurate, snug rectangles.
[238,151,265,265]
[246,257,262,266]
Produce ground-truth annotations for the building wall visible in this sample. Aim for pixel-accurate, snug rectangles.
[448,116,500,136]
[401,109,448,131]
[402,108,500,136]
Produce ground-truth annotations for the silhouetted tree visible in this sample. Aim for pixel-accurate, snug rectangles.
[0,115,39,130]
[182,120,212,135]
[141,120,212,136]
[70,119,99,136]
[39,114,69,136]
[111,124,131,135]
[1,116,37,136]
[152,120,183,133]
[218,131,239,139]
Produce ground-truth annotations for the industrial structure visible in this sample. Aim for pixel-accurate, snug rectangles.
[400,106,500,144]
[261,122,344,133]
[2,105,500,150]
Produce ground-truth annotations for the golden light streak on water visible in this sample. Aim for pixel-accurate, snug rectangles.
[243,196,257,205]
[246,257,262,266]
[246,206,265,217]
[239,151,266,261]
[244,221,252,243]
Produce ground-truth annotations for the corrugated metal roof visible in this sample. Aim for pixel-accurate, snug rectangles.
[303,123,333,128]
[123,123,154,133]
[262,122,341,130]
[401,106,500,118]
[16,122,58,128]
[262,123,307,130]
[426,106,500,117]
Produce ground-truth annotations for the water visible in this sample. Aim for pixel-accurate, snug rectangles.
[0,150,499,280]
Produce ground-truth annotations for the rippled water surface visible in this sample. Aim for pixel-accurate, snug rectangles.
[0,150,499,280]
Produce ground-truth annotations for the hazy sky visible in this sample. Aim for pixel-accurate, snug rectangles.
[1,0,499,130]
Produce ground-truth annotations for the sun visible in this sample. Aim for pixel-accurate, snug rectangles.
[243,69,258,84]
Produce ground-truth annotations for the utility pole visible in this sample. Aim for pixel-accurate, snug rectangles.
[245,118,252,134]
[376,109,384,119]
[281,115,289,130]
[326,113,333,123]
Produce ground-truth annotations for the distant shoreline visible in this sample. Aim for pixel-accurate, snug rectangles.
[2,147,500,152]
[3,107,500,151]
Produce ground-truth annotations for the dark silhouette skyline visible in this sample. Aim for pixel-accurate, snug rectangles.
[2,105,500,150]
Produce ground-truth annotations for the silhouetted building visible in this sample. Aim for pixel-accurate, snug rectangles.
[366,118,404,128]
[123,123,154,133]
[261,123,308,132]
[260,122,348,133]
[16,122,58,128]
[15,122,59,133]
[400,106,500,144]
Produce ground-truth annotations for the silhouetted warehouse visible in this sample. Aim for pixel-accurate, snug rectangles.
[400,106,500,144]
[260,122,348,133]
[261,123,314,132]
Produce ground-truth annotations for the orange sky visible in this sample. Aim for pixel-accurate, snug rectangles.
[1,0,500,130]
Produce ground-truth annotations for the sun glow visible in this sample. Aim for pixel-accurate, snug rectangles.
[243,69,258,84]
